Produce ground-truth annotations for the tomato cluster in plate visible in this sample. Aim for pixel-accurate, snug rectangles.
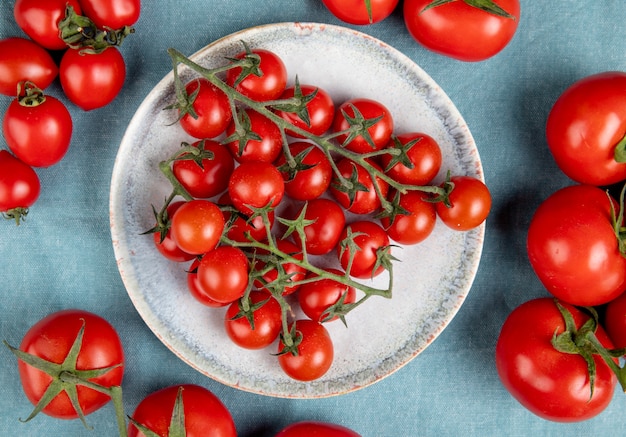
[0,0,138,224]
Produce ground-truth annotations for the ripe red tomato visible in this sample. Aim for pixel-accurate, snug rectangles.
[381,190,437,245]
[16,309,124,419]
[228,161,285,216]
[178,78,232,139]
[527,185,626,306]
[435,176,491,231]
[333,98,393,154]
[380,132,442,186]
[128,384,236,437]
[79,0,141,29]
[59,47,126,111]
[276,421,361,437]
[275,141,333,201]
[298,269,356,323]
[321,0,399,25]
[151,201,195,263]
[14,0,82,50]
[546,72,626,185]
[219,192,273,243]
[197,246,249,303]
[330,158,389,214]
[226,48,287,101]
[495,298,616,422]
[224,291,283,349]
[0,37,58,96]
[170,199,225,255]
[604,291,626,350]
[275,83,335,137]
[291,198,346,255]
[0,150,41,223]
[225,109,282,163]
[277,319,334,381]
[3,88,73,168]
[254,239,306,296]
[186,259,229,308]
[404,0,520,62]
[337,220,390,279]
[172,140,234,198]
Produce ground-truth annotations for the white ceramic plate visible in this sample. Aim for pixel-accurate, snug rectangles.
[110,22,485,398]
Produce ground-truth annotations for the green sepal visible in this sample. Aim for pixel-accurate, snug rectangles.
[421,0,516,20]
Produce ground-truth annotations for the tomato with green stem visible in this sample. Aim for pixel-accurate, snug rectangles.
[381,189,437,245]
[298,268,357,323]
[150,201,196,263]
[226,48,287,102]
[337,220,391,279]
[170,199,225,255]
[278,319,334,381]
[435,175,491,231]
[274,82,335,137]
[0,37,58,96]
[275,141,333,201]
[333,98,393,154]
[79,0,141,29]
[197,246,249,304]
[0,150,41,225]
[330,158,389,215]
[228,161,285,216]
[322,0,399,25]
[14,0,82,50]
[380,132,442,186]
[224,108,282,163]
[254,239,307,296]
[224,291,283,349]
[291,198,346,256]
[219,192,273,243]
[175,78,233,140]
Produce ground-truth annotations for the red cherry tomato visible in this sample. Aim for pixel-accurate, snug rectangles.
[218,192,273,243]
[128,384,236,437]
[435,176,491,231]
[254,239,306,296]
[186,259,229,308]
[170,199,225,255]
[172,140,234,198]
[225,109,282,163]
[604,291,626,350]
[330,158,389,215]
[276,421,361,437]
[197,246,249,304]
[380,132,442,185]
[228,161,285,216]
[151,201,195,263]
[333,98,394,154]
[275,83,335,137]
[178,78,232,139]
[322,0,399,25]
[277,319,334,381]
[0,150,41,222]
[59,47,126,111]
[79,0,141,29]
[404,0,520,62]
[381,190,437,245]
[546,72,626,185]
[226,48,287,101]
[275,141,333,201]
[224,291,283,349]
[337,220,390,279]
[14,0,82,50]
[0,37,58,96]
[291,198,346,256]
[298,269,356,323]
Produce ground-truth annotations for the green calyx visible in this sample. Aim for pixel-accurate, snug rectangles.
[614,131,626,163]
[2,207,30,225]
[608,184,626,257]
[16,82,46,107]
[421,0,516,20]
[129,386,187,437]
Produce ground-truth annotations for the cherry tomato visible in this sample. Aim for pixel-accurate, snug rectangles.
[225,108,282,163]
[527,185,626,306]
[276,421,361,437]
[197,246,249,304]
[435,176,491,231]
[178,78,232,139]
[218,192,273,243]
[330,158,389,214]
[381,190,437,245]
[224,291,283,349]
[172,140,234,198]
[546,72,626,185]
[14,0,82,50]
[291,198,346,255]
[0,150,41,223]
[380,132,442,186]
[186,259,229,308]
[128,384,236,437]
[79,0,141,29]
[404,0,520,62]
[333,98,393,154]
[604,291,626,350]
[322,0,399,25]
[3,86,73,168]
[0,37,58,96]
[275,83,335,137]
[298,269,356,323]
[337,220,390,279]
[170,199,225,255]
[254,239,306,296]
[16,309,124,419]
[275,141,333,201]
[151,201,195,263]
[228,161,285,216]
[226,48,287,101]
[495,298,616,422]
[59,47,126,111]
[277,319,334,381]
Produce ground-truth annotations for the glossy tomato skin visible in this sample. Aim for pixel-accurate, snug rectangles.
[495,298,616,422]
[218,192,273,243]
[60,47,126,111]
[276,84,335,137]
[172,140,234,198]
[152,201,195,262]
[14,0,82,50]
[322,0,399,25]
[226,49,287,101]
[224,291,283,349]
[278,319,334,381]
[330,158,389,214]
[298,269,356,323]
[128,384,236,437]
[338,220,390,279]
[546,72,626,185]
[527,185,626,306]
[292,198,346,255]
[170,199,225,255]
[380,132,442,186]
[0,150,41,213]
[225,109,282,163]
[254,239,306,296]
[18,309,124,419]
[3,94,73,167]
[381,190,437,245]
[404,0,520,62]
[333,98,393,154]
[79,0,141,29]
[276,421,361,437]
[187,259,229,308]
[275,141,333,201]
[228,161,285,216]
[0,37,58,96]
[179,78,232,139]
[435,176,491,231]
[604,291,626,349]
[197,246,249,304]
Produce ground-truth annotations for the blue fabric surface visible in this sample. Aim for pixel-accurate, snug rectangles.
[2,1,626,436]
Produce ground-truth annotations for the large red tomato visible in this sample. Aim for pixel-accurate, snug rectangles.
[546,72,626,185]
[322,0,399,25]
[604,291,626,350]
[404,0,520,62]
[79,0,141,29]
[14,0,82,50]
[0,37,58,96]
[0,150,41,224]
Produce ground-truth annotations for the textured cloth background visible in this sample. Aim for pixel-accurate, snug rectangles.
[2,1,626,436]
